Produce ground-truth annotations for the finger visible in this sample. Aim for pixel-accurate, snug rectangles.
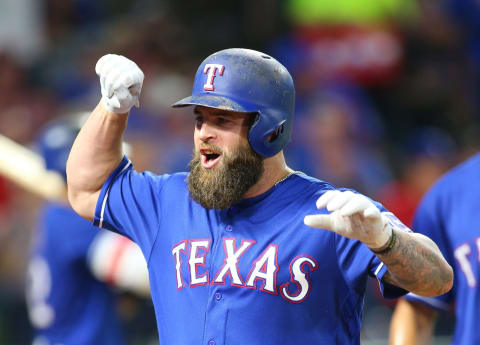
[108,95,121,109]
[121,66,144,89]
[115,87,130,103]
[100,75,107,96]
[102,58,126,84]
[105,68,126,97]
[112,64,141,91]
[339,194,369,216]
[316,190,339,209]
[132,68,144,85]
[95,55,110,75]
[136,68,144,83]
[121,73,134,88]
[304,214,335,230]
[326,190,354,212]
[96,54,117,75]
[363,205,380,219]
[129,84,141,97]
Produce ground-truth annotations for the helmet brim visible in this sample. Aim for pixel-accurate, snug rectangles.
[171,94,252,113]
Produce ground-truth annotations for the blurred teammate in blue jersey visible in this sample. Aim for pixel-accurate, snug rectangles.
[25,114,150,345]
[390,153,480,345]
[66,50,453,345]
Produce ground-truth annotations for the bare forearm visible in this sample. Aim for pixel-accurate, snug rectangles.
[379,230,453,296]
[66,101,128,219]
[389,299,436,345]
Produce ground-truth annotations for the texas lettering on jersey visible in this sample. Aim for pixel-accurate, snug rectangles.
[172,238,319,304]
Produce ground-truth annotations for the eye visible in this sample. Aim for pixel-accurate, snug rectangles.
[195,115,204,128]
[216,117,230,125]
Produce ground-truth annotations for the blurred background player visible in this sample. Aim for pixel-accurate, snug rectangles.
[11,113,153,345]
[389,152,480,345]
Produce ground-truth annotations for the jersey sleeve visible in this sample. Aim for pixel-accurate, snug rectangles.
[335,234,408,299]
[335,192,411,299]
[403,188,454,309]
[93,156,169,258]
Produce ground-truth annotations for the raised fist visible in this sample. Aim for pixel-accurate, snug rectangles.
[95,54,144,114]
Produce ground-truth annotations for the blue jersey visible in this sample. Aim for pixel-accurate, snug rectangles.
[404,153,480,345]
[26,202,124,345]
[94,156,407,345]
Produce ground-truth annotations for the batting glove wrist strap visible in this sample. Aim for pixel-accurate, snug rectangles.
[370,226,396,254]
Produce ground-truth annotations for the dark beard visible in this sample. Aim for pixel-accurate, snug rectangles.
[187,144,264,209]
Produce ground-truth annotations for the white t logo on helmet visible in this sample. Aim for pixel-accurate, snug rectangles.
[203,64,225,91]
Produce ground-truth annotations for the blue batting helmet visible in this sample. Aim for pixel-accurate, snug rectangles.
[172,48,295,157]
[36,112,88,181]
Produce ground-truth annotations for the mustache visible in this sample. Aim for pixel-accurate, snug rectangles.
[197,143,223,154]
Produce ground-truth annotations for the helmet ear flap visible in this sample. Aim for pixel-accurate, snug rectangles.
[248,112,290,157]
[268,124,284,143]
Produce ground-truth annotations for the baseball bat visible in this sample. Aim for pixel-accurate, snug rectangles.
[0,133,66,200]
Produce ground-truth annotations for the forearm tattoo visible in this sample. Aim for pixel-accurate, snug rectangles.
[379,230,452,296]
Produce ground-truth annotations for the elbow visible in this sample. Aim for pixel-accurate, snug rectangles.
[419,260,454,298]
[415,233,454,297]
[66,162,101,221]
[67,187,96,222]
[432,245,455,297]
[438,262,454,296]
[66,175,99,222]
[67,187,83,217]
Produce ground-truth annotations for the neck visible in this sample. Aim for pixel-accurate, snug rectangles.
[243,151,293,198]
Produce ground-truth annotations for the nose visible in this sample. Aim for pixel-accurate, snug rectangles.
[197,120,216,143]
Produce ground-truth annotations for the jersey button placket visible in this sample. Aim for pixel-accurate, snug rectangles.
[203,215,227,345]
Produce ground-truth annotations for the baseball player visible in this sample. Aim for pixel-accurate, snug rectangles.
[66,49,453,345]
[389,153,480,345]
[26,115,150,345]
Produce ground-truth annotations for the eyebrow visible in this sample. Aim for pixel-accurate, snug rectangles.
[194,106,234,118]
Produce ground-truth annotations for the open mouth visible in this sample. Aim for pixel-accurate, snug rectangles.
[200,148,222,169]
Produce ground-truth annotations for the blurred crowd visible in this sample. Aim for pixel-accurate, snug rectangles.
[1,0,479,343]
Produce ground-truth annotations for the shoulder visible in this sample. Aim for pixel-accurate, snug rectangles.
[412,153,480,224]
[424,152,480,202]
[155,171,188,189]
[128,170,188,189]
[290,173,374,201]
[279,173,337,208]
[288,173,337,194]
[440,152,480,185]
[290,173,395,213]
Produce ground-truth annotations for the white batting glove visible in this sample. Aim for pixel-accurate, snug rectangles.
[304,190,392,250]
[95,54,144,114]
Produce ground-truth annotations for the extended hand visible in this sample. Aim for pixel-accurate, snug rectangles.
[304,190,392,250]
[95,54,144,114]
